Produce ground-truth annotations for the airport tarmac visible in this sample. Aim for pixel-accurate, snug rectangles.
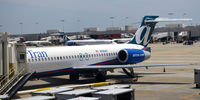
[16,42,200,100]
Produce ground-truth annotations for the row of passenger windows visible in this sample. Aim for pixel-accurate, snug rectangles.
[28,52,118,62]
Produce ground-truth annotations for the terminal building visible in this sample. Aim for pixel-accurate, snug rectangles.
[8,24,200,44]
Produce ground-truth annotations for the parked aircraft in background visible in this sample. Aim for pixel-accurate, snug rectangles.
[24,40,51,47]
[26,16,191,81]
[66,39,116,46]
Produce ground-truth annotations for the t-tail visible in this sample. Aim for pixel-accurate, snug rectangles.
[128,15,192,46]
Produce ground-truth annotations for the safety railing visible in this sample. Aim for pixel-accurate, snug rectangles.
[0,66,26,94]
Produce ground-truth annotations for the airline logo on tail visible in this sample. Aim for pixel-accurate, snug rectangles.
[129,16,159,46]
[134,26,151,46]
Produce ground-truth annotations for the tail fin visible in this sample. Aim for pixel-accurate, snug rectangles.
[63,35,70,42]
[128,16,192,46]
[128,16,159,46]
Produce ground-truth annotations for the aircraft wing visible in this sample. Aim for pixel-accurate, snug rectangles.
[73,64,188,69]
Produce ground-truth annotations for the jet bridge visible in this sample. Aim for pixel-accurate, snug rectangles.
[0,32,32,98]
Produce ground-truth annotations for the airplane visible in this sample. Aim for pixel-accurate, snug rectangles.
[66,38,133,46]
[24,38,51,47]
[26,16,191,81]
[66,39,116,46]
[113,38,132,44]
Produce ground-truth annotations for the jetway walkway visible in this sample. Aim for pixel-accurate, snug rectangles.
[0,32,31,98]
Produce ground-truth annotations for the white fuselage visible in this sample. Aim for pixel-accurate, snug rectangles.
[26,44,145,73]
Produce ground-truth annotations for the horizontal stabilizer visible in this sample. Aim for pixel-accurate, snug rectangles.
[146,18,192,23]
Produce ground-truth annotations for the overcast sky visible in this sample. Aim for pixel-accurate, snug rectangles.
[0,0,199,34]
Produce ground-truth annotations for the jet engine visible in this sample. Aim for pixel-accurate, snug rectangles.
[117,49,150,64]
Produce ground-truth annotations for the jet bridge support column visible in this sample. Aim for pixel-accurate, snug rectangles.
[0,32,9,87]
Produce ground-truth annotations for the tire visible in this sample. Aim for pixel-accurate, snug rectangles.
[196,84,200,88]
[95,71,107,82]
[69,74,79,81]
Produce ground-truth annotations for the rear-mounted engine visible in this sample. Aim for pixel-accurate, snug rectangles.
[117,49,147,64]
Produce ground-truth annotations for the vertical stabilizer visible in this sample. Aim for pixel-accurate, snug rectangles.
[128,16,159,46]
[128,16,192,46]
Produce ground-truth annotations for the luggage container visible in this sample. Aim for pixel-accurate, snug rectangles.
[56,89,97,100]
[93,88,134,100]
[32,88,73,96]
[194,68,200,88]
[15,96,55,100]
[92,85,130,91]
[67,97,99,100]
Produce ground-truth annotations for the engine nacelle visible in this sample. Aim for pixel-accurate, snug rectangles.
[117,49,150,64]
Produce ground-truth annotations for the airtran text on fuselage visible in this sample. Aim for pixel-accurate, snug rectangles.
[27,50,48,59]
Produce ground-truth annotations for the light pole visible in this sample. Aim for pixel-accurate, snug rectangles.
[0,25,3,31]
[77,19,80,31]
[125,17,128,26]
[35,22,39,33]
[182,13,186,18]
[110,17,114,27]
[61,20,65,32]
[168,13,174,18]
[19,22,23,34]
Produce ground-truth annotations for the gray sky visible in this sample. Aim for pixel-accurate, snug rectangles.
[0,0,199,34]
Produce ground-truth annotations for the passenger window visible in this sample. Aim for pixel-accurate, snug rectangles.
[63,56,65,59]
[28,59,30,62]
[48,57,50,60]
[60,56,62,60]
[51,57,53,60]
[57,57,59,60]
[66,56,68,59]
[45,58,47,61]
[32,59,34,62]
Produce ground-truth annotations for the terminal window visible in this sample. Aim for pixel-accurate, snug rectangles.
[20,54,25,60]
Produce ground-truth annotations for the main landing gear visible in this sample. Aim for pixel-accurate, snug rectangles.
[95,71,107,82]
[122,68,138,81]
[69,74,79,81]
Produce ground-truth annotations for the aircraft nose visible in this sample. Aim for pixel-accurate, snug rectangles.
[144,51,151,60]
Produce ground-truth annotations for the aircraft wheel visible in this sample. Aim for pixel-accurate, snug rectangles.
[69,74,79,81]
[196,84,200,88]
[95,71,107,82]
